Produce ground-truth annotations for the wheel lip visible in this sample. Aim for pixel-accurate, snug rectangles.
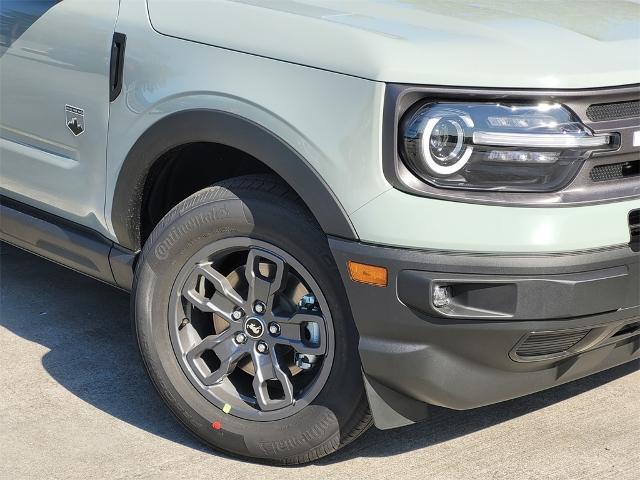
[167,236,335,422]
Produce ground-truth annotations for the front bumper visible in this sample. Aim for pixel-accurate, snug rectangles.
[330,238,640,428]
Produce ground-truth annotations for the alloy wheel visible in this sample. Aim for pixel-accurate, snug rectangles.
[168,238,334,421]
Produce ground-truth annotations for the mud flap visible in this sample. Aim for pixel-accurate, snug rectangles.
[363,373,430,430]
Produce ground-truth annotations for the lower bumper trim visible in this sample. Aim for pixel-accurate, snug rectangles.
[330,237,640,427]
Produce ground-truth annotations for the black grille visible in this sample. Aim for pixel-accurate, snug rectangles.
[586,100,640,122]
[515,329,590,358]
[591,160,640,182]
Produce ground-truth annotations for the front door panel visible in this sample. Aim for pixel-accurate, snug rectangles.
[0,0,119,233]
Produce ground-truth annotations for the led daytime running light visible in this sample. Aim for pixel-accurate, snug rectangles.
[472,131,611,149]
[420,115,474,175]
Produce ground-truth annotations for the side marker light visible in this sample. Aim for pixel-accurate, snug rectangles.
[347,261,388,287]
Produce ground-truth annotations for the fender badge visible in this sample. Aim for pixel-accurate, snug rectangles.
[65,105,84,136]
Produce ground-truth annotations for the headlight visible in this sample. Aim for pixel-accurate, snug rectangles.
[401,103,616,192]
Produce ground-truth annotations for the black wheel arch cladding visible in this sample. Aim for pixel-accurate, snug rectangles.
[111,109,358,252]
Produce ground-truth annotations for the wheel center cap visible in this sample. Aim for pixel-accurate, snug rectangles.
[244,317,265,339]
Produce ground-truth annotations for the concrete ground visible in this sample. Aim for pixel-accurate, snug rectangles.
[0,243,638,480]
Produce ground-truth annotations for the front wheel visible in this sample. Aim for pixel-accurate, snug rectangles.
[132,175,371,464]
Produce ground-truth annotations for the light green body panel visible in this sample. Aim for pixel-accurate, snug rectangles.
[351,192,640,252]
[3,1,634,254]
[0,0,119,235]
[147,0,640,89]
[108,0,639,253]
[105,0,388,236]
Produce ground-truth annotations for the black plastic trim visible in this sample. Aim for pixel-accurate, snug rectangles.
[331,237,640,321]
[109,243,135,290]
[362,374,430,430]
[0,196,135,290]
[109,32,126,102]
[383,83,640,207]
[329,236,640,422]
[330,236,638,275]
[396,266,635,321]
[630,209,640,251]
[111,109,357,251]
[510,318,640,363]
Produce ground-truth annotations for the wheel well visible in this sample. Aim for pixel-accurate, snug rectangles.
[141,142,275,244]
[111,109,357,251]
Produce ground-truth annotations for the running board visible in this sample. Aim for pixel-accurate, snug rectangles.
[0,196,135,290]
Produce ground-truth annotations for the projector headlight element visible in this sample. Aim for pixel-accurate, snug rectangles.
[421,112,474,175]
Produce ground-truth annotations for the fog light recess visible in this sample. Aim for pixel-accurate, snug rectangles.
[432,285,452,308]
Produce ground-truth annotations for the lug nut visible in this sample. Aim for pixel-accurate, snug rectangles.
[268,322,281,336]
[234,332,247,344]
[231,308,244,321]
[254,301,266,314]
[256,341,268,354]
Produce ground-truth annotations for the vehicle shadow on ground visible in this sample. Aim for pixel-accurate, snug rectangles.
[0,243,207,454]
[326,358,639,464]
[1,243,638,464]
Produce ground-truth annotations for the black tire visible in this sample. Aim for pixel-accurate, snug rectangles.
[132,174,372,464]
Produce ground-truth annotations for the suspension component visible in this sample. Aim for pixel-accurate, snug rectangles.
[298,294,318,311]
[295,353,319,370]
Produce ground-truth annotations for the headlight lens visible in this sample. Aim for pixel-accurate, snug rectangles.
[401,103,615,192]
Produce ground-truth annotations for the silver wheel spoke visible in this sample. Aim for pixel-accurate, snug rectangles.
[183,264,244,322]
[251,349,294,411]
[245,249,287,310]
[203,347,246,386]
[273,312,327,356]
[185,331,245,386]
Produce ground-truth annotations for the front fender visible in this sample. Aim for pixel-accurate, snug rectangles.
[110,109,358,251]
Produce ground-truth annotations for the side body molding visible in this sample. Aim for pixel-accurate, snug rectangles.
[111,109,358,251]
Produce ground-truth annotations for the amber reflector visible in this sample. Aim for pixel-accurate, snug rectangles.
[347,261,388,287]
